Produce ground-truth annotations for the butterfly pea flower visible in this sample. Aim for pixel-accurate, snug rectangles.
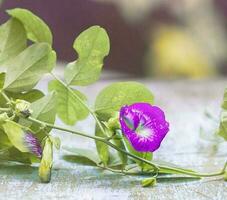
[2,121,42,158]
[119,103,169,152]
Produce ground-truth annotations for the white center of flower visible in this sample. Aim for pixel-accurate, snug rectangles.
[137,127,152,138]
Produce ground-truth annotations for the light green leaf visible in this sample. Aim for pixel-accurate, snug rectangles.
[4,43,56,92]
[1,147,32,164]
[0,73,7,107]
[94,82,154,166]
[0,18,26,65]
[64,26,110,86]
[95,81,154,120]
[7,89,44,103]
[7,8,53,45]
[2,120,29,153]
[48,80,89,125]
[0,129,12,149]
[0,72,5,89]
[29,92,56,132]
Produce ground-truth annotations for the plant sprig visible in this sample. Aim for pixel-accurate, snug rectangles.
[0,8,226,187]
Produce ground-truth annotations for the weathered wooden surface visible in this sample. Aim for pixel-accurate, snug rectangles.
[0,76,227,200]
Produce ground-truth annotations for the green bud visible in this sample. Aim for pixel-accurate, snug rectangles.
[141,177,157,187]
[39,138,53,183]
[15,99,32,117]
[106,112,120,132]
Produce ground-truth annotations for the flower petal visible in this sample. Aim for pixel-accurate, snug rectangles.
[119,103,169,152]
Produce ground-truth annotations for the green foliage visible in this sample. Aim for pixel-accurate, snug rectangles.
[94,82,154,168]
[0,18,26,65]
[0,7,202,187]
[4,43,56,92]
[48,80,89,125]
[7,89,44,103]
[95,82,154,120]
[2,120,29,153]
[29,92,56,132]
[7,8,53,45]
[64,26,110,86]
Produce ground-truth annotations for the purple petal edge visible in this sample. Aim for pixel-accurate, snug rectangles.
[119,103,169,152]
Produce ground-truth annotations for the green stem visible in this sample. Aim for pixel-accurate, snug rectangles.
[27,116,227,177]
[0,90,11,103]
[159,165,225,178]
[27,116,159,170]
[27,117,105,142]
[0,107,11,112]
[1,87,226,178]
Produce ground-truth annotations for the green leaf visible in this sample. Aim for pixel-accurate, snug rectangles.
[0,73,7,107]
[0,18,26,65]
[7,8,53,45]
[7,89,44,103]
[1,147,32,164]
[95,124,109,165]
[64,26,110,86]
[19,92,56,133]
[0,72,5,89]
[48,80,89,125]
[29,92,56,132]
[63,146,101,166]
[0,129,12,149]
[2,120,30,153]
[4,43,56,92]
[95,81,154,120]
[94,82,154,166]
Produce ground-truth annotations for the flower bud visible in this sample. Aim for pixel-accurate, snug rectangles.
[15,99,32,118]
[106,113,120,132]
[39,138,53,183]
[141,177,157,187]
[3,120,42,157]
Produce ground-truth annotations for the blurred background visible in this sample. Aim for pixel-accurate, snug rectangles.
[1,0,227,78]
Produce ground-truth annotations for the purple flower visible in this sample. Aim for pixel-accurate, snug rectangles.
[119,103,169,152]
[24,132,42,158]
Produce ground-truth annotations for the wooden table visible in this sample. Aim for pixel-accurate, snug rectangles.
[0,76,227,200]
